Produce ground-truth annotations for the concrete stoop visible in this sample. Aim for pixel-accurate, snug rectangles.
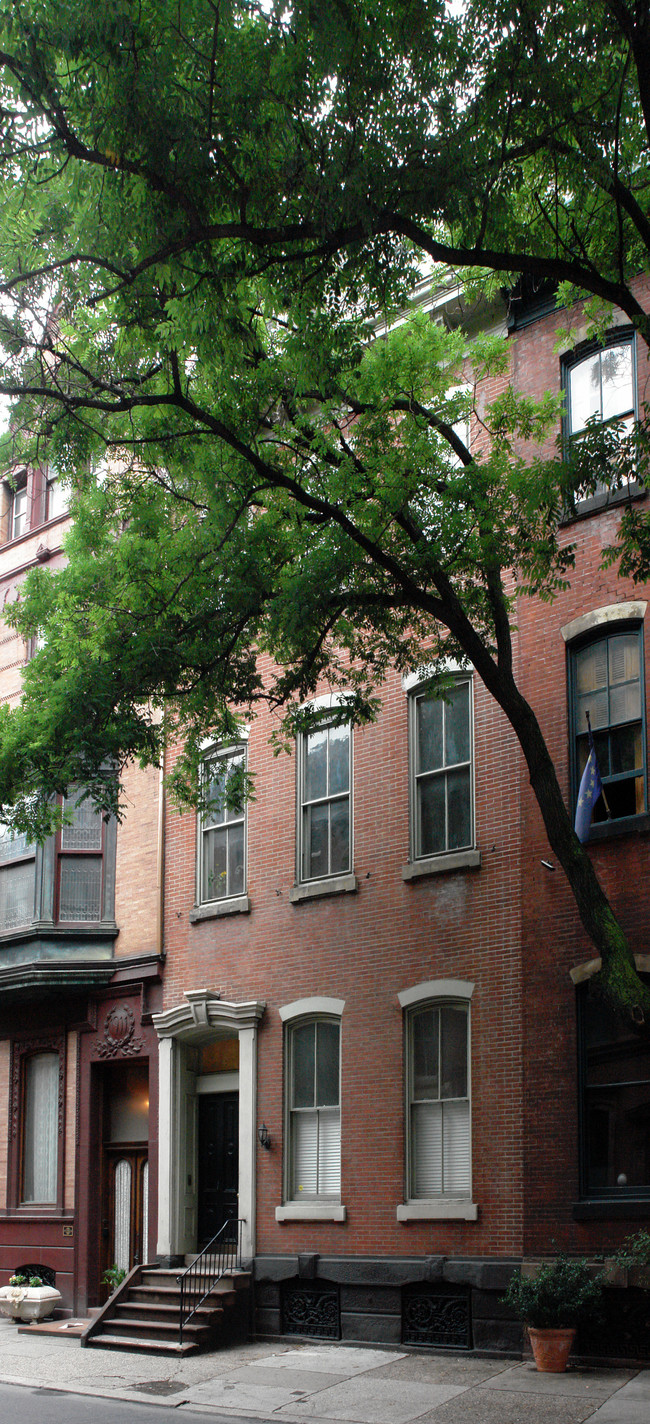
[82,1264,251,1356]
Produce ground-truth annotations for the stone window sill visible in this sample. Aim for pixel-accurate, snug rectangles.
[397,1200,478,1221]
[402,849,481,881]
[289,874,357,904]
[275,1202,347,1222]
[189,895,251,923]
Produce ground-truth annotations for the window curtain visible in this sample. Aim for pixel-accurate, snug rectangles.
[23,1053,59,1202]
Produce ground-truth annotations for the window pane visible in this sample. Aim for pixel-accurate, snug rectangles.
[329,796,350,875]
[440,1005,468,1099]
[413,1007,439,1100]
[59,856,102,921]
[316,1021,339,1107]
[47,478,69,521]
[583,980,650,1192]
[61,792,102,850]
[601,344,633,421]
[610,683,641,725]
[576,688,609,733]
[444,684,470,766]
[318,1110,341,1194]
[417,696,443,773]
[447,767,471,850]
[418,774,446,856]
[569,352,601,432]
[412,1101,443,1196]
[0,861,35,929]
[576,641,607,696]
[442,1099,471,1193]
[12,487,27,539]
[203,827,227,900]
[0,825,32,863]
[304,801,329,879]
[203,761,227,828]
[305,729,327,801]
[609,634,640,686]
[227,821,245,896]
[292,1022,315,1108]
[23,1053,58,1203]
[610,724,643,776]
[292,1110,318,1195]
[328,724,350,795]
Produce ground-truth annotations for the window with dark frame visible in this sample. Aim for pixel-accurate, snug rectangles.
[22,1051,60,1204]
[198,747,246,904]
[0,826,36,931]
[299,722,351,882]
[406,1001,471,1200]
[579,976,650,1198]
[56,788,104,923]
[411,681,473,859]
[570,627,646,826]
[287,1017,341,1201]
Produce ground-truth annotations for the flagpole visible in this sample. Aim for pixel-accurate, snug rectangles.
[586,711,612,819]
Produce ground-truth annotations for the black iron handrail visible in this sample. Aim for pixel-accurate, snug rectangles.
[177,1217,244,1345]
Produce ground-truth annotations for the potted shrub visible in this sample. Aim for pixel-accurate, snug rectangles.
[0,1273,62,1323]
[503,1255,604,1372]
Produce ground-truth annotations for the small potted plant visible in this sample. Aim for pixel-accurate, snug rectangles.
[101,1264,126,1296]
[503,1255,604,1372]
[0,1272,62,1322]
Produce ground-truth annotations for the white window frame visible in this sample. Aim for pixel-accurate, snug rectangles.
[297,719,353,885]
[197,744,247,906]
[276,997,346,1222]
[397,980,477,1221]
[409,675,475,862]
[9,480,28,540]
[563,331,637,507]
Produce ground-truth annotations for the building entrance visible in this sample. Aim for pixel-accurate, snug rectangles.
[197,1092,239,1248]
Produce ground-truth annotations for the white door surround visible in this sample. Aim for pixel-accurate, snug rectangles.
[153,990,265,1263]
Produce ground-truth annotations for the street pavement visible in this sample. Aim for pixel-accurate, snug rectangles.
[0,1316,647,1423]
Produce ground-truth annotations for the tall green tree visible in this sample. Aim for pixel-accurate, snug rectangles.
[0,0,648,1018]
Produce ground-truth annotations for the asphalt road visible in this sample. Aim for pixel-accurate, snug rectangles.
[0,1381,272,1424]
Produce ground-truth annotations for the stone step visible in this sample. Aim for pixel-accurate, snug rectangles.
[87,1333,199,1356]
[113,1301,224,1325]
[102,1316,212,1344]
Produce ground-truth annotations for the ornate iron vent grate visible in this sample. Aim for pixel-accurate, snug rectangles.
[281,1283,340,1339]
[402,1286,472,1349]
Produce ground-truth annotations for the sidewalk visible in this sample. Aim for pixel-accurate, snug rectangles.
[0,1318,647,1424]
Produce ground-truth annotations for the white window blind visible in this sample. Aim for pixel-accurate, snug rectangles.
[408,1003,471,1199]
[288,1018,341,1199]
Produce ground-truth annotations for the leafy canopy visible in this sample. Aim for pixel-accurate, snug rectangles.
[0,2,649,1017]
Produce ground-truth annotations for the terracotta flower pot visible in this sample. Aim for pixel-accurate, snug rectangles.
[528,1325,576,1372]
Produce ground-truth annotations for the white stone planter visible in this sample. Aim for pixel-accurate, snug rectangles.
[0,1285,62,1321]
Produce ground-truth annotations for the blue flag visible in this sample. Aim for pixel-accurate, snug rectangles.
[574,722,603,843]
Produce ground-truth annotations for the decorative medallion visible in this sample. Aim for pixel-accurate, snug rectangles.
[95,1003,144,1058]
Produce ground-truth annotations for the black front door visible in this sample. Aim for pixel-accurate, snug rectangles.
[197,1092,239,1248]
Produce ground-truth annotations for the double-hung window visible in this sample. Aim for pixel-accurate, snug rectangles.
[57,788,105,923]
[578,974,650,1199]
[406,1000,471,1200]
[299,722,351,882]
[564,334,636,505]
[411,681,473,858]
[9,481,28,540]
[571,627,646,826]
[287,1017,341,1200]
[198,747,246,904]
[0,825,35,931]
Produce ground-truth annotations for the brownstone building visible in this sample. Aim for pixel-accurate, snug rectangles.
[0,467,164,1314]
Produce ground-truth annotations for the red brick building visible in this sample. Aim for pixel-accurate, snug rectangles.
[151,276,650,1354]
[1,279,649,1354]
